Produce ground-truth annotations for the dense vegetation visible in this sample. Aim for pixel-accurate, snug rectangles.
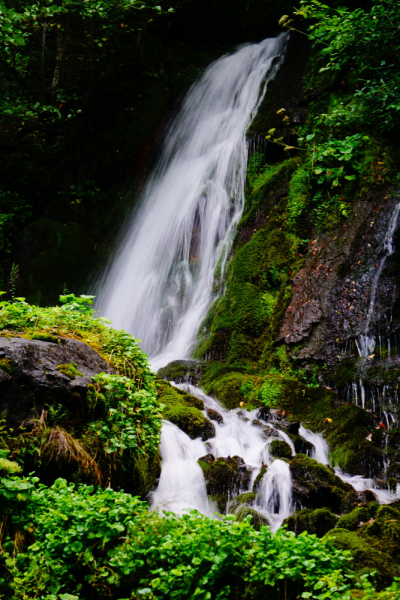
[2,0,400,597]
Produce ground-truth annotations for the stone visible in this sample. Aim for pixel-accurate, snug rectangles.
[0,335,115,427]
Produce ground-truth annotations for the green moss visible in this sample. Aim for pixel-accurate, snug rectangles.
[229,492,256,511]
[0,358,14,374]
[332,358,357,387]
[324,528,397,585]
[287,163,310,223]
[56,363,83,380]
[252,465,267,493]
[284,508,339,537]
[290,454,354,512]
[156,380,204,411]
[233,505,268,530]
[336,507,371,531]
[164,406,211,440]
[240,159,297,228]
[203,372,253,409]
[270,439,292,459]
[31,332,60,343]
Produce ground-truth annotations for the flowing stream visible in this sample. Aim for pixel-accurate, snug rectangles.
[97,35,287,370]
[150,384,400,530]
[356,201,400,358]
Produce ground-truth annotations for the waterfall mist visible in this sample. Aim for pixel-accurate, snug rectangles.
[96,35,287,370]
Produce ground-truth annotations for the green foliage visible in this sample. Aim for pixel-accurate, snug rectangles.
[0,293,154,389]
[0,191,32,252]
[88,373,162,456]
[311,134,367,189]
[0,476,369,600]
[258,378,282,408]
[296,0,400,132]
[0,0,174,123]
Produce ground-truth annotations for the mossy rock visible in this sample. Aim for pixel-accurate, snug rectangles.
[336,507,371,531]
[0,358,14,374]
[290,454,356,512]
[165,406,215,441]
[56,363,83,380]
[229,492,256,512]
[31,332,60,343]
[324,528,397,586]
[203,372,253,409]
[206,408,223,424]
[359,504,400,564]
[233,505,268,530]
[157,359,203,384]
[252,465,267,493]
[199,456,251,502]
[284,508,339,538]
[270,439,292,459]
[156,380,204,411]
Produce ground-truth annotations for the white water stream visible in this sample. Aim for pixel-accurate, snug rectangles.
[150,384,400,530]
[150,383,293,531]
[97,35,287,370]
[357,201,400,358]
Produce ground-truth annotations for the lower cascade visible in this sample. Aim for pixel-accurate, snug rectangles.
[151,383,400,531]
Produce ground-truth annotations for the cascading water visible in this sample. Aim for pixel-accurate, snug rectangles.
[356,201,400,358]
[96,35,287,371]
[151,383,293,532]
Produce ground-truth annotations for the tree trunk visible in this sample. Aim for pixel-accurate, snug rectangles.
[51,16,69,97]
[38,16,48,101]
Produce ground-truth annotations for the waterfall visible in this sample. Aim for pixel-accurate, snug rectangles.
[151,382,293,531]
[96,35,287,370]
[357,201,400,358]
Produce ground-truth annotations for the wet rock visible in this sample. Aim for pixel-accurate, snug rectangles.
[284,508,339,537]
[198,456,252,509]
[252,465,267,492]
[0,335,115,427]
[232,505,268,530]
[252,419,263,427]
[165,406,215,441]
[270,439,292,459]
[206,408,223,424]
[325,528,397,586]
[157,359,203,384]
[199,453,215,463]
[256,406,270,421]
[279,194,400,372]
[292,435,314,456]
[263,427,279,439]
[336,506,371,531]
[229,491,256,511]
[290,454,356,512]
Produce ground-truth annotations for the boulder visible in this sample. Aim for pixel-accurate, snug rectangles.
[198,456,252,511]
[164,406,215,441]
[206,408,224,424]
[270,439,292,459]
[290,454,356,512]
[284,508,339,537]
[0,334,114,427]
[157,359,203,384]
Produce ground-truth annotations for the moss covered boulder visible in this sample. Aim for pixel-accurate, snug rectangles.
[157,359,203,384]
[198,456,252,512]
[324,528,397,586]
[270,439,292,459]
[284,508,339,537]
[165,406,215,441]
[290,454,356,512]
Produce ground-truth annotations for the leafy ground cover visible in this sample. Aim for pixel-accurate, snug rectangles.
[1,475,399,600]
